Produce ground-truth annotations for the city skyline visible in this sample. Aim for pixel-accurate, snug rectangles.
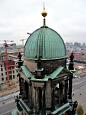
[0,0,86,44]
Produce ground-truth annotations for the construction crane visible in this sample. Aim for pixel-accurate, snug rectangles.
[20,32,31,46]
[3,40,14,81]
[20,39,26,46]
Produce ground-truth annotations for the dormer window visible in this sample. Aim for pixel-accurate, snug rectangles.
[35,68,44,79]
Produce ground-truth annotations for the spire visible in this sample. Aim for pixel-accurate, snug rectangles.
[41,2,47,26]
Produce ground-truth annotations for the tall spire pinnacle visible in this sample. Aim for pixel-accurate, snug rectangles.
[41,1,47,26]
[43,1,45,11]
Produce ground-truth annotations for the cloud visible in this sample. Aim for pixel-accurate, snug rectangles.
[0,0,86,44]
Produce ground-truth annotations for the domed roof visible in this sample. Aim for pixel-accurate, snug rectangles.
[24,26,66,60]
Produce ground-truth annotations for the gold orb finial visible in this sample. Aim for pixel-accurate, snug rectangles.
[41,2,47,26]
[41,2,47,18]
[41,8,47,17]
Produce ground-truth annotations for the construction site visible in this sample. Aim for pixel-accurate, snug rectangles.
[0,40,24,96]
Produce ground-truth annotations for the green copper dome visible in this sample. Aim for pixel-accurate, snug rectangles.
[24,26,66,60]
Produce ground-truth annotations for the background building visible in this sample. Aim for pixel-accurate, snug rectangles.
[0,53,18,84]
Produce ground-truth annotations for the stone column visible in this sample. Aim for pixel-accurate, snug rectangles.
[18,74,22,95]
[25,81,28,99]
[69,74,73,100]
[42,85,46,115]
[19,77,25,96]
[59,82,63,105]
[64,79,68,102]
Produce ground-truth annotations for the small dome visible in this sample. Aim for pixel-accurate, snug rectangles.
[24,26,66,60]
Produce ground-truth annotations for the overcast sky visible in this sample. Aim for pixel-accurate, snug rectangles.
[0,0,86,44]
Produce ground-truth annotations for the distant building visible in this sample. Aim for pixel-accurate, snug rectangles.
[0,42,24,85]
[0,53,18,84]
[12,9,78,115]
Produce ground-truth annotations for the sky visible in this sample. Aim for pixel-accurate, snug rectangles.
[0,0,86,45]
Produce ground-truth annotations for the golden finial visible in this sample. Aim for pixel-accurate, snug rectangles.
[41,1,47,18]
[41,1,47,26]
